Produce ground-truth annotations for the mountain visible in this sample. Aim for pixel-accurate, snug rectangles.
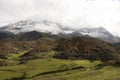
[0,31,14,40]
[0,19,120,43]
[14,31,56,41]
[1,20,73,34]
[76,27,120,43]
[54,37,120,62]
[16,36,120,62]
[0,19,120,62]
[77,27,113,38]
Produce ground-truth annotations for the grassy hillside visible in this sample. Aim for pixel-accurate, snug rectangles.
[29,66,120,80]
[0,36,120,63]
[0,58,100,80]
[0,58,120,80]
[0,37,120,80]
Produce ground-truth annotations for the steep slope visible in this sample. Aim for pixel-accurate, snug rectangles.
[76,27,120,43]
[1,20,73,34]
[0,31,14,40]
[55,37,120,61]
[78,27,113,38]
[15,31,56,41]
[0,42,19,54]
[0,37,56,55]
[0,35,120,63]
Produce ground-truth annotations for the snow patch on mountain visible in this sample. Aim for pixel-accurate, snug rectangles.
[80,32,108,38]
[78,27,113,38]
[2,20,72,34]
[0,19,120,43]
[0,20,115,39]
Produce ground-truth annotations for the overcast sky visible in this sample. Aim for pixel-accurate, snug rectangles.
[0,0,120,36]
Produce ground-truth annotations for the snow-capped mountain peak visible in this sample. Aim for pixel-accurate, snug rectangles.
[1,19,120,43]
[1,20,73,34]
[77,27,113,39]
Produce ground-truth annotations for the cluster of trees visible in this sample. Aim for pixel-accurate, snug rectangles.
[0,59,16,66]
[54,37,119,62]
[0,37,56,54]
[0,42,18,54]
[0,36,120,63]
[0,31,57,55]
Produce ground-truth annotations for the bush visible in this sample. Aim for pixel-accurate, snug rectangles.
[0,54,7,59]
[0,59,16,66]
[115,61,120,66]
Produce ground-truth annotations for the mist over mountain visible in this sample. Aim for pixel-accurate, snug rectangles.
[1,0,120,36]
[1,1,120,79]
[0,20,120,43]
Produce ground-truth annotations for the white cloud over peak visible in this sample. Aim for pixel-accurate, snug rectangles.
[0,0,120,36]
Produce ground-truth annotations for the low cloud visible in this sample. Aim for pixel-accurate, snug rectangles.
[0,0,120,36]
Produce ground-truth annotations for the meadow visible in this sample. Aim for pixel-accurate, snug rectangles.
[0,59,99,79]
[0,51,120,80]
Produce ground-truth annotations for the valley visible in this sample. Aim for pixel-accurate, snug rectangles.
[0,20,120,80]
[1,0,120,80]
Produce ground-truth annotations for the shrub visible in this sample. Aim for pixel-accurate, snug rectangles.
[0,59,16,66]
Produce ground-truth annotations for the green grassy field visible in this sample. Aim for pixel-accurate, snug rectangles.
[0,59,120,80]
[0,52,120,80]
